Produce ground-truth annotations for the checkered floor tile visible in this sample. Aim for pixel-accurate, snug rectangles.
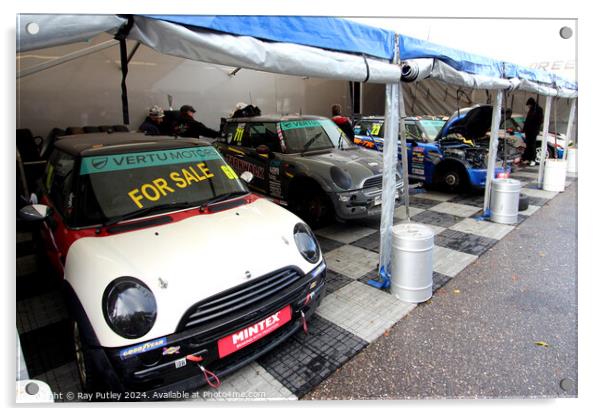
[435,229,498,256]
[324,245,380,279]
[429,202,483,218]
[258,315,367,397]
[433,246,478,277]
[15,166,575,401]
[316,281,416,342]
[194,362,296,401]
[449,218,515,240]
[314,223,378,244]
[411,210,465,228]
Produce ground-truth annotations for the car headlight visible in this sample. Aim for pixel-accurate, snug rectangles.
[330,166,352,190]
[293,223,320,264]
[102,277,157,339]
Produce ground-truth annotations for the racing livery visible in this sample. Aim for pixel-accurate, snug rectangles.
[19,133,326,395]
[215,115,403,226]
[353,107,511,192]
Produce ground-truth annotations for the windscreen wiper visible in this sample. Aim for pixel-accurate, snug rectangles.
[301,132,325,155]
[103,201,195,227]
[199,191,249,211]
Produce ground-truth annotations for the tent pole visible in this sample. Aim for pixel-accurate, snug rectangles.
[537,95,553,187]
[563,98,577,159]
[483,90,503,214]
[398,85,410,221]
[369,34,400,290]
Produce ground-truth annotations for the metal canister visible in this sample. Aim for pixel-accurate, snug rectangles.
[390,223,434,303]
[490,178,521,224]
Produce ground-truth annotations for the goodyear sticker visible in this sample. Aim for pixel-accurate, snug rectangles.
[119,337,167,359]
[80,147,222,175]
[279,120,322,131]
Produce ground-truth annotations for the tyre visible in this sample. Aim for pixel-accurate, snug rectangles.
[73,321,101,393]
[518,193,529,211]
[440,166,466,193]
[289,184,333,227]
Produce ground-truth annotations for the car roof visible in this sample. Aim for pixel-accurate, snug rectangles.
[354,115,446,122]
[226,114,328,123]
[54,132,208,157]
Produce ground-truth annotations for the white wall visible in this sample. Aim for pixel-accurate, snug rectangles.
[17,35,351,137]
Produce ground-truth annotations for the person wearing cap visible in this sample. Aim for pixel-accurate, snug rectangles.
[138,105,171,136]
[331,104,355,140]
[174,105,220,138]
[522,97,544,166]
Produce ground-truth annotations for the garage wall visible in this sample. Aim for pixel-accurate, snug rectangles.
[17,35,350,138]
[401,78,575,134]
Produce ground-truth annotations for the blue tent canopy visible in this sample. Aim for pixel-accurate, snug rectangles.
[144,15,397,61]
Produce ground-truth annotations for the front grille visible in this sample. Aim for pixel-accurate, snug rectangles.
[178,267,304,331]
[362,175,383,190]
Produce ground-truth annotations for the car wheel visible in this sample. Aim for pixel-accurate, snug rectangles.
[291,186,332,227]
[73,321,100,393]
[441,167,466,193]
[518,193,529,212]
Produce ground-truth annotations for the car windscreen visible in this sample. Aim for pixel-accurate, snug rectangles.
[418,119,446,141]
[77,146,246,225]
[353,120,384,138]
[279,119,354,153]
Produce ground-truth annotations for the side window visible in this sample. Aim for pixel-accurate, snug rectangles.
[246,123,281,152]
[46,150,76,218]
[224,122,246,145]
[404,123,422,140]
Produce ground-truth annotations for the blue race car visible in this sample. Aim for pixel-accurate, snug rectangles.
[353,106,513,192]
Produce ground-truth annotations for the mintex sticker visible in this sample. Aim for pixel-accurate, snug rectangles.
[80,147,222,175]
[217,305,291,358]
[119,337,167,360]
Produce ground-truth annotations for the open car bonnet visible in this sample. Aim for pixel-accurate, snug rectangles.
[64,198,317,347]
[437,105,494,142]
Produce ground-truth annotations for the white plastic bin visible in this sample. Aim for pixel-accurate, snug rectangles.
[567,148,578,173]
[543,159,567,192]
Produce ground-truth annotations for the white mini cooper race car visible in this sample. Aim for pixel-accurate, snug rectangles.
[19,133,325,395]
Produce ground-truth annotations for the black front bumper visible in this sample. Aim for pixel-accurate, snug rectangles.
[92,261,326,397]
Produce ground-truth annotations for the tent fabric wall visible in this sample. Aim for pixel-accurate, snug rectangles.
[17,15,126,53]
[143,15,397,60]
[129,16,402,84]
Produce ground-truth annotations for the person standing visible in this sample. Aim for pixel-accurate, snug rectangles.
[331,104,355,140]
[138,105,171,136]
[174,105,220,138]
[522,97,544,166]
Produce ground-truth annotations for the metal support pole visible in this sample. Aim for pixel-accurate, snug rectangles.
[537,95,553,187]
[398,85,410,222]
[17,39,119,79]
[483,90,503,214]
[563,98,577,160]
[370,36,400,290]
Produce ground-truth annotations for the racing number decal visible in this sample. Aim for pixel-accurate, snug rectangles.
[233,124,245,143]
[370,123,382,136]
[221,165,238,180]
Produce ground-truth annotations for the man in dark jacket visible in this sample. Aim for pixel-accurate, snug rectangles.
[331,104,355,140]
[138,105,172,136]
[174,105,220,138]
[522,97,544,166]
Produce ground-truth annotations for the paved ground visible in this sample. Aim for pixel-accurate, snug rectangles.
[16,165,577,401]
[305,178,577,400]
